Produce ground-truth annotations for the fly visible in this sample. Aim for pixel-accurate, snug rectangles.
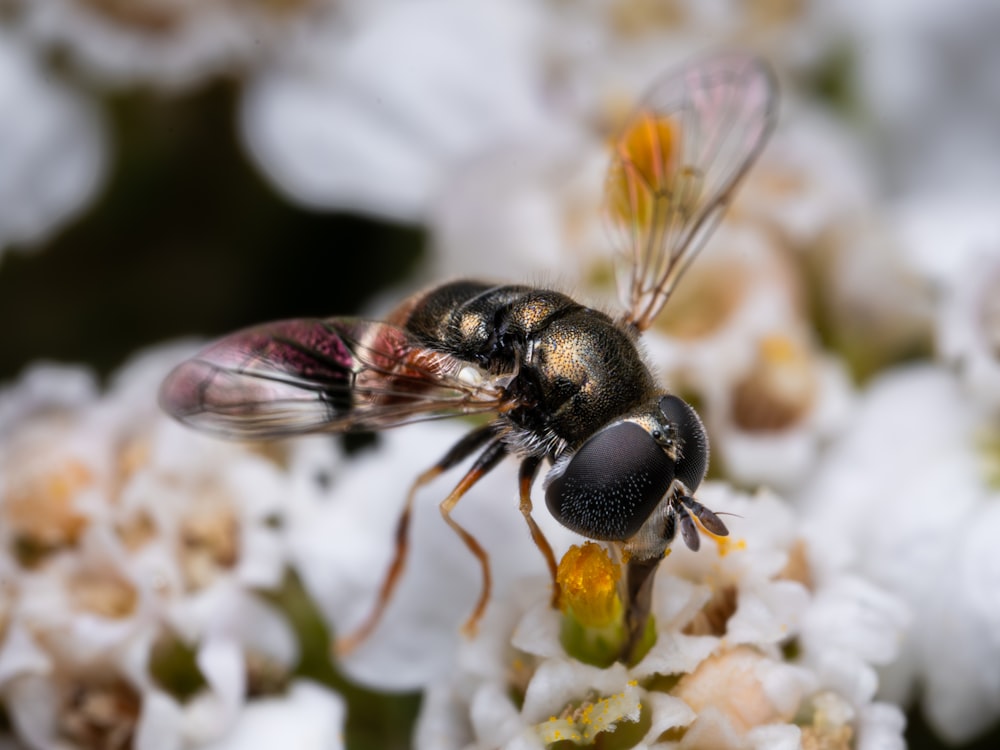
[159,53,777,662]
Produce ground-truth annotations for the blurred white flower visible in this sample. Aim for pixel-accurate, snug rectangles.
[832,0,1000,197]
[856,192,1000,382]
[240,0,551,222]
[200,680,345,750]
[20,0,334,89]
[240,0,847,226]
[891,192,1000,287]
[0,347,346,748]
[538,0,841,116]
[428,38,875,284]
[428,81,872,307]
[937,248,1000,409]
[415,485,907,750]
[810,213,934,381]
[0,31,106,261]
[706,334,855,494]
[429,133,610,295]
[737,103,875,250]
[642,224,803,384]
[799,365,1000,743]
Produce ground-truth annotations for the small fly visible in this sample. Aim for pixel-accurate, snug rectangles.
[160,53,777,662]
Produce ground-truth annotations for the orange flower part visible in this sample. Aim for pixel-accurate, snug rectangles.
[607,112,681,228]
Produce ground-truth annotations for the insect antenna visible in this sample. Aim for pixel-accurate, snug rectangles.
[678,495,730,537]
[678,509,700,551]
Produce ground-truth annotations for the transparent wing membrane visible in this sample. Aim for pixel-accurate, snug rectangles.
[605,54,777,331]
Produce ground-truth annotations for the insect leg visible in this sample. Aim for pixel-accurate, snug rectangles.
[680,495,729,537]
[335,425,498,656]
[518,456,560,607]
[439,438,509,636]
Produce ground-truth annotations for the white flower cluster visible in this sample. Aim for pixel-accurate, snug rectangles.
[800,365,1000,744]
[0,349,345,749]
[415,487,908,750]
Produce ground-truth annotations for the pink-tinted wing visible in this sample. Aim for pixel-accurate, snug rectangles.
[159,318,504,439]
[605,53,777,331]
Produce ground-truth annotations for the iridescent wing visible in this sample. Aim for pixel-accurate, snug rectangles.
[159,318,505,439]
[605,53,777,331]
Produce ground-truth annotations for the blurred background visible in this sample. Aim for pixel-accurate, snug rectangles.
[3,0,1000,382]
[0,80,425,381]
[2,0,1000,748]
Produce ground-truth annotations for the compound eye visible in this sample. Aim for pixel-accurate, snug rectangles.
[545,421,675,541]
[659,395,708,491]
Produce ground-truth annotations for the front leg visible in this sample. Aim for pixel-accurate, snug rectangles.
[335,425,497,656]
[518,456,560,607]
[439,438,509,635]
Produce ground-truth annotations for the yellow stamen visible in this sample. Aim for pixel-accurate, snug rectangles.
[536,682,642,745]
[713,536,746,558]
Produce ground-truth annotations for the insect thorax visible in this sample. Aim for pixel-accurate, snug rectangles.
[399,280,659,458]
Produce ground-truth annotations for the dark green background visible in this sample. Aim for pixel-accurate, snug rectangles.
[0,81,424,384]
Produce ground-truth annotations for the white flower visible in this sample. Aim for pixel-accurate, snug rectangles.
[427,55,875,284]
[736,102,875,250]
[428,132,612,301]
[850,191,1000,381]
[240,0,846,226]
[416,484,908,750]
[890,191,1000,287]
[832,0,1000,197]
[640,224,802,384]
[705,335,855,494]
[937,248,1000,409]
[539,0,841,108]
[0,346,346,748]
[200,680,345,750]
[811,213,934,381]
[431,136,600,276]
[19,0,334,89]
[240,0,551,222]
[799,364,1000,743]
[0,31,106,261]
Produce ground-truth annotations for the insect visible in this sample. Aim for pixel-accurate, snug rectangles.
[160,53,776,662]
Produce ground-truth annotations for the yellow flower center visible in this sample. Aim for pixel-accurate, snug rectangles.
[4,459,92,563]
[57,677,141,750]
[70,572,138,619]
[731,334,818,432]
[179,502,240,590]
[557,542,622,629]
